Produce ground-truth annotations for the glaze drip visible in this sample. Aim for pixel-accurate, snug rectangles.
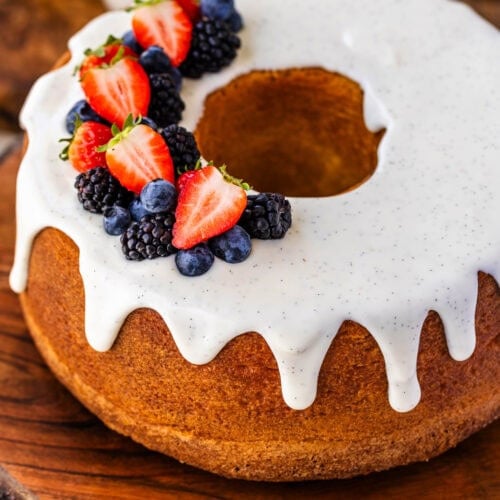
[10,0,500,412]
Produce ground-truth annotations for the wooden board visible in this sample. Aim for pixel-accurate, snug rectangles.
[1,2,500,496]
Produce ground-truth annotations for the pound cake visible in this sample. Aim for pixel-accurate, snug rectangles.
[9,0,500,481]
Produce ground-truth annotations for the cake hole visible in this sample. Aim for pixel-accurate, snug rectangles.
[195,68,385,197]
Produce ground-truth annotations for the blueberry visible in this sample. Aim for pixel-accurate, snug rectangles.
[140,179,177,213]
[140,46,183,91]
[103,206,131,236]
[129,197,152,222]
[175,244,215,277]
[65,100,108,134]
[139,116,159,131]
[200,0,235,21]
[209,225,251,264]
[122,30,143,54]
[227,10,243,32]
[140,45,173,74]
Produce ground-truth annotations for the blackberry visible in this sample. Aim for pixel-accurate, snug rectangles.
[121,213,177,261]
[179,18,241,78]
[161,124,200,172]
[148,73,185,128]
[239,193,292,240]
[74,167,133,214]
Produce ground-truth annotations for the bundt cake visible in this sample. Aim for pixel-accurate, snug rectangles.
[9,0,500,481]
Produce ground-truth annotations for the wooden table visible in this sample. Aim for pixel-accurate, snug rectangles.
[1,2,499,498]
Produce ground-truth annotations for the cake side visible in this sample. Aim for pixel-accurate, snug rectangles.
[20,227,500,480]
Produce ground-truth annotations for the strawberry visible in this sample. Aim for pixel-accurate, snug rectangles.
[176,169,198,192]
[79,37,137,79]
[173,166,247,250]
[176,0,201,22]
[105,122,175,194]
[81,57,151,128]
[132,0,193,67]
[59,121,113,173]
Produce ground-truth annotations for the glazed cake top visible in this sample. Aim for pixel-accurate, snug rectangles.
[10,0,500,411]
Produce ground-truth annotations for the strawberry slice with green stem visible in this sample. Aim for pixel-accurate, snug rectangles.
[103,118,175,194]
[173,165,248,250]
[78,36,138,79]
[59,120,113,173]
[80,48,150,128]
[131,0,193,67]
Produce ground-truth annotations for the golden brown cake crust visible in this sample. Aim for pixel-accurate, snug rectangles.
[20,227,500,481]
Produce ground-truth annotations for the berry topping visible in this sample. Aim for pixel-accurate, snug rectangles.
[175,243,214,276]
[131,0,193,67]
[75,167,134,214]
[60,121,113,173]
[161,124,200,172]
[105,120,175,194]
[81,54,151,127]
[175,168,198,192]
[209,225,251,263]
[138,116,160,131]
[176,0,202,23]
[103,206,132,235]
[179,17,240,78]
[140,45,173,74]
[239,193,292,240]
[200,0,234,21]
[129,197,153,221]
[122,30,144,55]
[65,100,108,135]
[172,165,247,250]
[121,212,177,260]
[79,37,137,80]
[227,10,243,32]
[148,73,185,128]
[140,179,177,213]
[140,45,183,90]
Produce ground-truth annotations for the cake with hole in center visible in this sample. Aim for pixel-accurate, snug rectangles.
[9,0,500,481]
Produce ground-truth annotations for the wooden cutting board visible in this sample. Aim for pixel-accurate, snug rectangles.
[1,1,500,495]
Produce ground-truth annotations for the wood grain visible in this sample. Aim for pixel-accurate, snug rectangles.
[0,0,104,130]
[0,1,499,498]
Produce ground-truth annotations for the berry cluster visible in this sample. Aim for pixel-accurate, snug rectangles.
[61,0,292,278]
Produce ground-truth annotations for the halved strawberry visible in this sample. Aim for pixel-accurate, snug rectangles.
[81,57,150,128]
[105,123,175,193]
[79,37,137,79]
[173,166,247,250]
[132,0,193,67]
[59,121,113,173]
[176,169,199,192]
[176,0,201,22]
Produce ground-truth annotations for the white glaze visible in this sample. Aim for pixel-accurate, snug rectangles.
[10,0,500,412]
[102,0,132,10]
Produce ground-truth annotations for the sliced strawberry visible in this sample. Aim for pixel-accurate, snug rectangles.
[60,121,113,173]
[176,169,198,192]
[173,166,247,250]
[132,0,193,67]
[81,58,150,128]
[176,0,201,22]
[106,124,175,194]
[79,38,137,79]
